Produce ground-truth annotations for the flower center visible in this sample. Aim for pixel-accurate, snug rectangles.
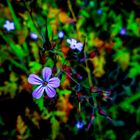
[42,81,48,86]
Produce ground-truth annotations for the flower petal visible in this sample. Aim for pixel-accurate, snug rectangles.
[45,85,56,98]
[71,38,77,44]
[48,77,60,88]
[42,67,52,81]
[32,85,44,99]
[76,43,83,51]
[70,45,75,50]
[66,39,72,44]
[28,74,43,85]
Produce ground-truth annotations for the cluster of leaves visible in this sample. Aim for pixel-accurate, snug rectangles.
[0,0,140,139]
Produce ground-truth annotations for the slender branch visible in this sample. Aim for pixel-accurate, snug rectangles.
[84,39,93,87]
[62,70,80,87]
[83,39,102,132]
[67,0,80,39]
[7,0,21,30]
[67,0,77,22]
[23,0,42,40]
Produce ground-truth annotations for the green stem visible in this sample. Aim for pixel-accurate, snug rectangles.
[7,0,21,30]
[67,0,80,39]
[67,0,77,22]
[84,40,102,133]
[109,92,140,112]
[84,41,93,87]
[10,59,28,74]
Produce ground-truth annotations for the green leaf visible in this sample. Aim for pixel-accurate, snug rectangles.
[34,97,44,111]
[50,116,59,140]
[111,15,122,35]
[113,38,122,49]
[113,49,130,70]
[10,59,28,74]
[4,82,18,96]
[10,72,18,82]
[54,111,65,116]
[29,61,42,73]
[10,43,25,59]
[136,107,140,125]
[58,89,72,95]
[80,10,90,18]
[45,58,54,68]
[129,62,140,78]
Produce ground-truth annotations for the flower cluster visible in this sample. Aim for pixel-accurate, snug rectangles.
[67,38,83,52]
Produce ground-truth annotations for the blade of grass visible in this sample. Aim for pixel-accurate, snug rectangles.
[7,0,21,30]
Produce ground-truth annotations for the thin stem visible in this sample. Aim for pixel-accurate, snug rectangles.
[67,0,77,22]
[62,70,80,87]
[7,0,21,30]
[23,0,42,41]
[84,40,93,87]
[67,0,80,39]
[84,39,102,133]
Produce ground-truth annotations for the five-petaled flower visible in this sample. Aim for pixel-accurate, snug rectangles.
[3,20,15,32]
[67,38,83,52]
[28,67,60,99]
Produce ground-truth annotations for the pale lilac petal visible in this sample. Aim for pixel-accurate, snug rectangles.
[48,77,60,88]
[70,40,77,49]
[76,43,83,51]
[42,67,52,81]
[3,20,15,31]
[28,74,43,85]
[32,85,44,99]
[71,38,77,44]
[67,39,72,44]
[9,23,14,30]
[70,44,76,50]
[45,85,56,98]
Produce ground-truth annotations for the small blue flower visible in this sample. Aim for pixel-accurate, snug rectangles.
[97,9,102,15]
[3,20,15,32]
[30,32,38,40]
[76,121,84,129]
[58,31,64,39]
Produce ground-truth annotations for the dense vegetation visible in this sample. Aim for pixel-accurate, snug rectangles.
[0,0,140,139]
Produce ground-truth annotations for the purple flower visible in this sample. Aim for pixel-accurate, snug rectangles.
[120,28,126,35]
[67,38,83,52]
[3,20,15,32]
[28,67,60,99]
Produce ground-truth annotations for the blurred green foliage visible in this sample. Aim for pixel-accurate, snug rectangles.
[0,0,140,139]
